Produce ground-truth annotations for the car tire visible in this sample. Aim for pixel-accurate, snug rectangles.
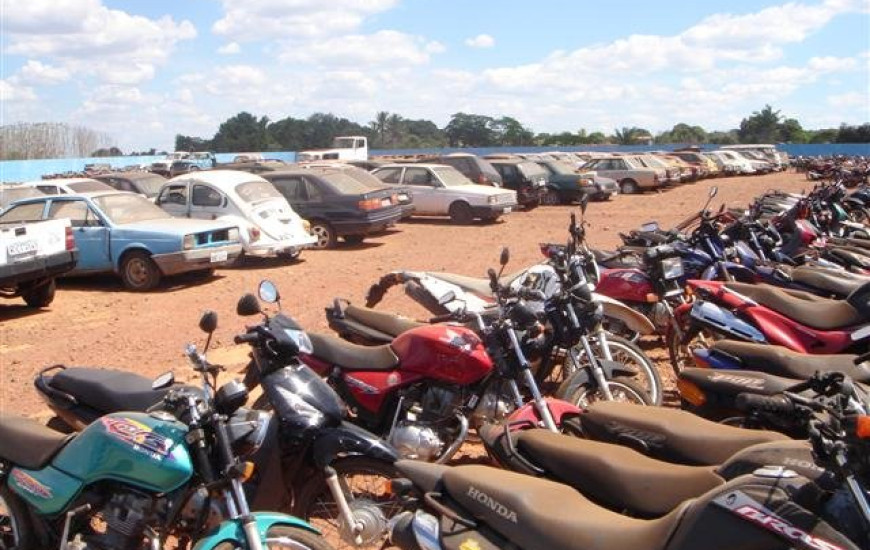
[343,235,365,245]
[277,249,302,261]
[620,179,639,194]
[120,250,161,291]
[448,202,474,224]
[310,221,337,249]
[21,278,56,308]
[541,189,561,205]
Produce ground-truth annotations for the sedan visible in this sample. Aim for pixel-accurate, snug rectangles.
[0,191,243,290]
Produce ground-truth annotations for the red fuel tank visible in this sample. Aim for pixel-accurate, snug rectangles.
[391,324,493,385]
[596,268,654,303]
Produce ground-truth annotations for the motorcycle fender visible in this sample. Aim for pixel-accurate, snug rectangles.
[593,292,655,335]
[701,262,756,282]
[311,421,399,469]
[192,512,319,550]
[688,301,767,343]
[557,359,637,401]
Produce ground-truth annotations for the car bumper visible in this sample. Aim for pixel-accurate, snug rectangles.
[472,203,517,218]
[152,244,243,275]
[0,250,78,287]
[333,211,404,236]
[517,187,545,205]
[244,234,317,257]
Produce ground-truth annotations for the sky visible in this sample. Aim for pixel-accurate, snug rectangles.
[1,0,869,152]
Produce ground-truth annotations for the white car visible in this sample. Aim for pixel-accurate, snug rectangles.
[22,178,115,195]
[157,170,316,260]
[371,164,517,223]
[704,151,752,176]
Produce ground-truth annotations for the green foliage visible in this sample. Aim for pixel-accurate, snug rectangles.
[445,113,496,147]
[90,146,124,157]
[706,131,740,145]
[836,123,870,143]
[656,123,708,144]
[611,127,652,145]
[175,135,212,152]
[738,104,782,143]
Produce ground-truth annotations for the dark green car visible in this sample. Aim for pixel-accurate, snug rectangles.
[533,160,618,204]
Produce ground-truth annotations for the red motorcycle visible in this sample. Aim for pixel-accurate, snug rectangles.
[668,279,870,371]
[301,260,580,463]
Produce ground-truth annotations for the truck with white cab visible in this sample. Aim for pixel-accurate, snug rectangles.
[297,136,368,162]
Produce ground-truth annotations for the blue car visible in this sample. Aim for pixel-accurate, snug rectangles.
[0,191,243,290]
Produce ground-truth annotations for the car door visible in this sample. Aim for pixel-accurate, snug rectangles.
[189,183,226,220]
[400,167,440,214]
[267,176,312,220]
[47,198,111,272]
[155,182,191,217]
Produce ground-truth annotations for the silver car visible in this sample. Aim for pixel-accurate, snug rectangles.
[579,157,663,194]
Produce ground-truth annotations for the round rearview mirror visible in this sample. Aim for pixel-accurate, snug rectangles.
[259,280,279,303]
[237,293,261,316]
[199,310,218,334]
[499,247,510,266]
[152,371,175,391]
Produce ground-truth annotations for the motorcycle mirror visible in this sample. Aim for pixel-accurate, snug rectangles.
[718,203,725,213]
[580,194,589,215]
[499,247,510,267]
[438,290,456,306]
[487,267,499,288]
[237,293,261,316]
[199,310,218,334]
[152,371,174,391]
[258,280,280,304]
[709,186,718,198]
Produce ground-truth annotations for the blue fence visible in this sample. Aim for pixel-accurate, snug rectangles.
[1,143,868,183]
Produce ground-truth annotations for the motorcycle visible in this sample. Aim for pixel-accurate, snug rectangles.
[1,311,330,550]
[387,373,870,550]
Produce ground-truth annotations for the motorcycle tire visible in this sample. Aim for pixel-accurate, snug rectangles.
[212,526,333,550]
[293,456,401,550]
[568,336,663,406]
[556,375,652,409]
[666,323,718,377]
[0,484,34,549]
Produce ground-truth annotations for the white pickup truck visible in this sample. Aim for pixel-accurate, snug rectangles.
[297,136,368,162]
[0,218,78,307]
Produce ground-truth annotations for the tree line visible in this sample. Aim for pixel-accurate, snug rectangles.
[0,122,112,160]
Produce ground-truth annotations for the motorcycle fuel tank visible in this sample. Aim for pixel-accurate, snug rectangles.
[392,325,492,384]
[595,268,654,303]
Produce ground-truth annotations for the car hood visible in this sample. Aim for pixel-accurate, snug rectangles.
[120,217,235,235]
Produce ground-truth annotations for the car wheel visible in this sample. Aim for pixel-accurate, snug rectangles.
[448,202,474,224]
[278,249,302,261]
[21,279,56,308]
[310,221,337,249]
[120,251,161,291]
[541,189,561,205]
[620,179,639,194]
[343,235,365,245]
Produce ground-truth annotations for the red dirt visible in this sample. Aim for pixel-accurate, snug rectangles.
[0,171,811,418]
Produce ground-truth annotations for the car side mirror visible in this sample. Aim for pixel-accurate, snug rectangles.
[199,310,218,334]
[237,293,261,316]
[152,371,175,390]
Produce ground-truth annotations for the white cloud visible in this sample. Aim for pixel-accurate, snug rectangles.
[828,91,870,107]
[465,34,495,49]
[212,0,398,41]
[0,80,38,103]
[17,60,71,85]
[278,30,439,66]
[218,42,241,55]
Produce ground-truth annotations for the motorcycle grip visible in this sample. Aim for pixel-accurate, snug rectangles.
[234,332,259,345]
[735,393,794,415]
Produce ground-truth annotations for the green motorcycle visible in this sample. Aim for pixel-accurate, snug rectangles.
[0,311,333,550]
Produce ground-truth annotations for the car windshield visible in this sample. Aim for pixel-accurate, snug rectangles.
[517,162,548,179]
[132,175,168,197]
[321,172,383,194]
[546,161,576,175]
[342,168,390,189]
[235,180,283,203]
[642,156,667,169]
[432,167,473,187]
[93,193,169,224]
[68,180,113,193]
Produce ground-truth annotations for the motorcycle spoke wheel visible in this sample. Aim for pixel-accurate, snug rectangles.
[297,457,401,550]
[563,377,652,408]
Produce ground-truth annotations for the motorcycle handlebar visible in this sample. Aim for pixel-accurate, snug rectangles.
[735,393,794,415]
[234,332,260,345]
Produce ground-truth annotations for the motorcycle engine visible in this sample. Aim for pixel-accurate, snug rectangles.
[84,489,154,550]
[470,388,514,429]
[388,387,462,461]
[649,302,672,331]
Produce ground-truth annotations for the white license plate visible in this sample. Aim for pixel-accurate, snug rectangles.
[381,198,392,207]
[8,240,37,257]
[503,207,512,213]
[210,250,228,263]
[398,194,408,201]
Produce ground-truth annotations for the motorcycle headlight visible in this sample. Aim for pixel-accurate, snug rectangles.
[660,257,684,280]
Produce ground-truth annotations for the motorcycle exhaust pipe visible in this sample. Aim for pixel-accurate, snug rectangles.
[436,413,469,464]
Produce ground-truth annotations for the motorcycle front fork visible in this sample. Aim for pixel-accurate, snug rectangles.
[570,335,614,401]
[324,466,366,546]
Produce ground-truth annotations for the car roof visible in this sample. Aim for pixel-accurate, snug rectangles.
[262,168,342,178]
[167,169,268,186]
[376,163,451,170]
[94,171,165,181]
[23,177,101,186]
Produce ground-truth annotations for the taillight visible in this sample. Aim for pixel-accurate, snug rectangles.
[248,227,261,242]
[65,226,75,250]
[358,198,382,210]
[676,379,706,406]
[391,193,398,204]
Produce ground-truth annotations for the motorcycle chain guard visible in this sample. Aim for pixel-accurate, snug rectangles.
[688,301,767,343]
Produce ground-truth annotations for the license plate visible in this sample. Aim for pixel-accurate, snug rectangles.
[210,250,228,263]
[8,240,37,257]
[398,193,408,201]
[503,207,512,213]
[381,198,391,207]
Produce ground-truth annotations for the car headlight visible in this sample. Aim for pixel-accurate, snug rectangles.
[660,257,684,280]
[488,195,497,204]
[228,227,240,243]
[183,234,195,250]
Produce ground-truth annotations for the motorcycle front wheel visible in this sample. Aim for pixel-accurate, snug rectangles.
[0,486,33,550]
[294,456,401,550]
[213,526,333,550]
[565,335,663,405]
[556,376,652,409]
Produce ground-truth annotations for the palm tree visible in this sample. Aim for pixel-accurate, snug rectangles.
[370,111,390,147]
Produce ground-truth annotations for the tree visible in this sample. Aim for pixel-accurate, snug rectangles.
[779,118,807,143]
[91,146,123,157]
[706,130,739,144]
[445,113,495,147]
[836,123,870,143]
[738,105,781,143]
[657,123,707,144]
[175,135,212,152]
[210,112,272,152]
[492,116,534,146]
[611,127,651,145]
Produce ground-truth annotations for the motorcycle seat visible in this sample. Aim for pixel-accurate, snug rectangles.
[787,265,869,297]
[307,332,399,370]
[423,269,527,297]
[442,463,685,550]
[0,414,73,469]
[711,340,870,384]
[724,282,864,329]
[50,367,171,413]
[828,247,870,268]
[343,303,425,338]
[516,430,723,517]
[592,249,644,269]
[580,401,788,465]
[679,367,798,398]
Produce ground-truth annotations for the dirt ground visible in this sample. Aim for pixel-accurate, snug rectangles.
[0,171,812,417]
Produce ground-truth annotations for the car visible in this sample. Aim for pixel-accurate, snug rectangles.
[579,157,664,194]
[419,153,503,187]
[23,178,115,195]
[0,217,77,307]
[652,154,698,182]
[669,151,718,178]
[531,159,616,204]
[0,191,242,290]
[708,150,757,175]
[371,163,517,224]
[149,151,217,177]
[91,171,168,199]
[294,162,415,219]
[630,155,679,185]
[261,168,403,248]
[215,160,289,174]
[157,170,316,260]
[0,184,44,210]
[484,157,548,208]
[622,155,671,186]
